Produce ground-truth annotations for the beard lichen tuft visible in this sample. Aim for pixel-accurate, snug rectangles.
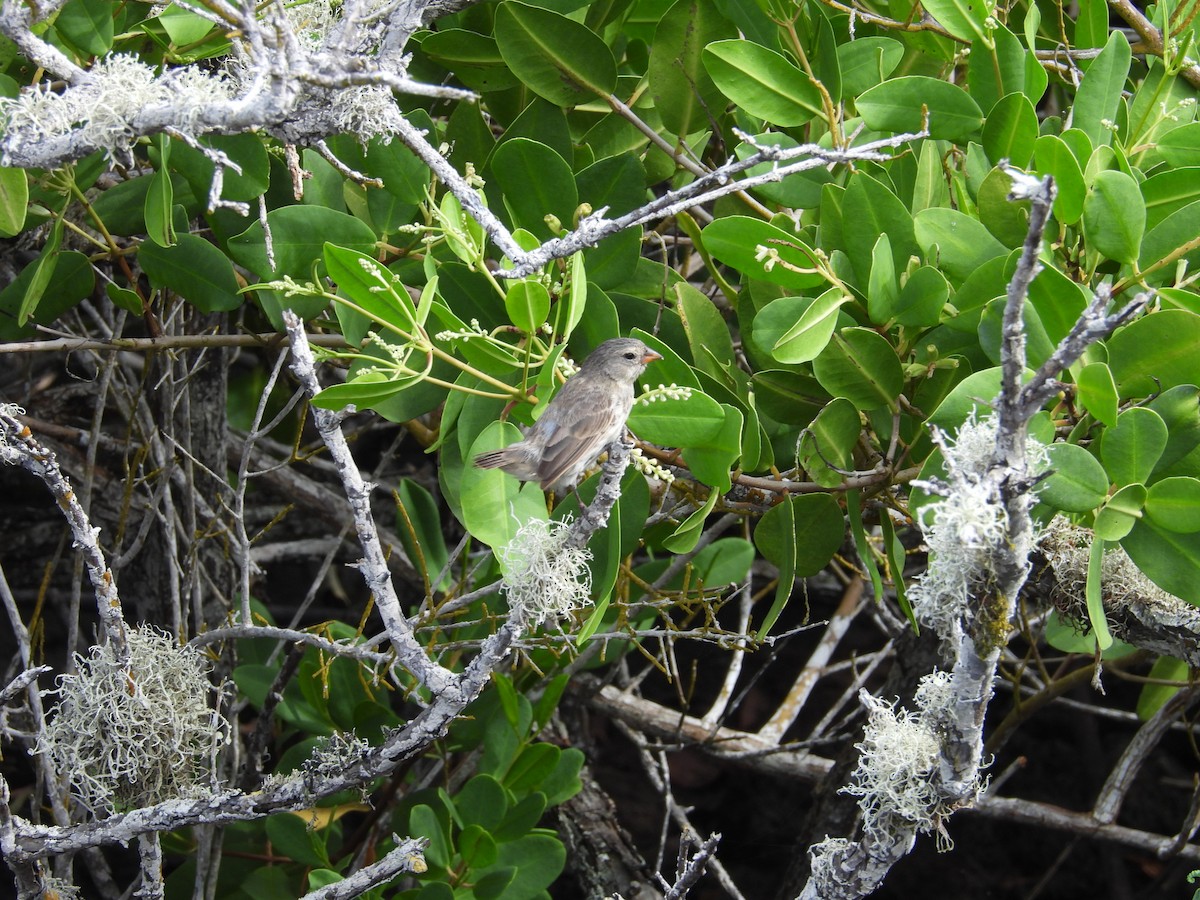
[37,626,231,816]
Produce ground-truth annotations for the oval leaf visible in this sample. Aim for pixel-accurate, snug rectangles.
[811,327,904,411]
[494,2,617,107]
[1039,442,1109,513]
[1100,407,1168,487]
[1145,476,1200,533]
[857,76,983,141]
[1083,169,1144,264]
[702,39,823,126]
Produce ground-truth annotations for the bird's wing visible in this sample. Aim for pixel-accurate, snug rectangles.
[534,388,626,489]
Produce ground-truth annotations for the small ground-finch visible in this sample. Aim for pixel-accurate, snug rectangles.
[473,337,661,492]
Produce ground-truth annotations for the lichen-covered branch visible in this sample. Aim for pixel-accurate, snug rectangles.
[800,170,1158,899]
[0,404,129,659]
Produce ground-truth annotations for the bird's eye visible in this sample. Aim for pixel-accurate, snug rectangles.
[624,351,636,360]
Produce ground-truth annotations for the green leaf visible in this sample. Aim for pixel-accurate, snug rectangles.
[799,397,859,487]
[982,92,1038,169]
[1082,170,1144,264]
[968,26,1030,113]
[1121,519,1200,603]
[1072,31,1132,147]
[1085,537,1114,649]
[978,295,1055,369]
[305,870,343,892]
[56,0,114,56]
[397,478,451,592]
[648,0,734,135]
[494,1,616,107]
[505,280,551,334]
[628,389,725,447]
[1076,0,1109,47]
[366,132,434,204]
[157,2,217,45]
[410,805,450,870]
[1148,385,1200,480]
[170,132,269,203]
[492,138,578,240]
[1039,442,1109,513]
[811,327,905,411]
[702,39,823,126]
[857,76,983,141]
[551,252,589,342]
[460,824,499,869]
[837,37,903,95]
[324,243,422,339]
[1141,167,1200,231]
[310,372,414,412]
[766,288,848,364]
[926,366,1006,431]
[1094,482,1146,541]
[229,206,377,279]
[701,216,827,290]
[663,489,718,553]
[105,284,142,315]
[479,833,566,900]
[847,489,885,607]
[676,283,737,380]
[923,0,994,44]
[753,493,845,637]
[17,215,63,326]
[1076,362,1118,427]
[913,139,952,214]
[416,880,457,900]
[974,167,1030,248]
[914,207,1009,280]
[843,172,918,289]
[682,403,742,492]
[895,266,949,327]
[539,746,584,805]
[1139,199,1200,282]
[1100,407,1168,486]
[1158,123,1200,169]
[266,814,330,869]
[505,743,559,794]
[1033,134,1087,225]
[750,369,823,428]
[461,422,549,551]
[867,232,899,324]
[0,166,28,237]
[1145,477,1200,533]
[1108,309,1200,397]
[143,168,175,248]
[692,537,756,586]
[140,233,242,312]
[1136,655,1188,720]
[474,869,517,900]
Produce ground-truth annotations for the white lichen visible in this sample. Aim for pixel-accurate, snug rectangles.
[499,518,592,626]
[1040,515,1179,615]
[37,626,231,815]
[0,56,236,163]
[908,413,1047,638]
[841,672,971,844]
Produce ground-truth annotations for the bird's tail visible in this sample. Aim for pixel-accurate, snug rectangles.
[473,450,507,469]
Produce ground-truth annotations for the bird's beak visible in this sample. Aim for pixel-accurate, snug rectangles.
[642,349,662,364]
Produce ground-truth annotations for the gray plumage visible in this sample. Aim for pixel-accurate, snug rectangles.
[473,337,662,492]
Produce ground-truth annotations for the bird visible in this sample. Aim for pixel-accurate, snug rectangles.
[473,337,662,492]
